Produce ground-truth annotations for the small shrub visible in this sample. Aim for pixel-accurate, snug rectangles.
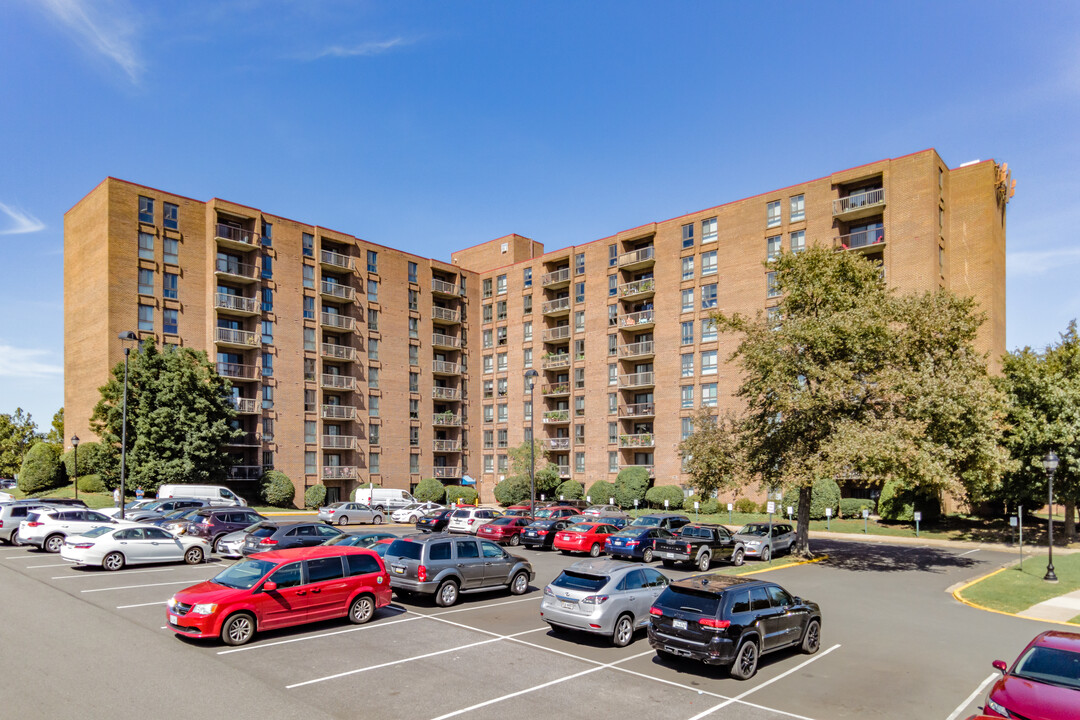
[839,497,874,518]
[782,478,841,521]
[260,470,296,508]
[76,474,105,493]
[733,498,758,514]
[555,480,584,500]
[614,467,651,508]
[18,442,65,495]
[445,485,478,505]
[304,483,327,509]
[758,501,772,514]
[586,480,616,506]
[493,475,530,506]
[645,485,683,510]
[62,441,101,477]
[414,477,446,504]
[685,496,719,514]
[877,481,942,522]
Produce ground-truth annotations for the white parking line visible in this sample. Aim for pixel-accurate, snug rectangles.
[944,673,996,720]
[116,600,169,609]
[684,644,841,720]
[958,549,980,557]
[52,565,211,580]
[26,562,75,569]
[286,627,547,689]
[80,579,209,594]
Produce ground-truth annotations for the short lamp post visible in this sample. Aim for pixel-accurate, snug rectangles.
[1043,451,1059,583]
[70,434,80,499]
[525,369,539,518]
[118,331,139,520]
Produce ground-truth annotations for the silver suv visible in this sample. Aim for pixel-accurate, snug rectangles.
[384,533,534,607]
[0,501,56,545]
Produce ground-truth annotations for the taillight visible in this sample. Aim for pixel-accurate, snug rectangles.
[543,587,554,597]
[26,522,42,528]
[625,541,639,547]
[686,542,692,553]
[259,537,277,545]
[649,606,663,617]
[418,565,428,582]
[73,543,94,549]
[328,509,335,514]
[581,595,608,605]
[699,618,731,629]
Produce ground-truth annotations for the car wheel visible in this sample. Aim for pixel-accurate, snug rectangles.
[184,547,204,565]
[642,548,654,563]
[374,505,385,513]
[612,614,634,648]
[221,613,256,646]
[337,516,349,526]
[102,551,125,571]
[509,533,520,546]
[9,533,22,547]
[730,638,759,680]
[697,552,711,572]
[731,548,745,567]
[44,534,64,554]
[373,515,383,525]
[510,571,529,595]
[212,535,226,553]
[349,594,376,624]
[801,619,821,654]
[589,543,601,558]
[760,546,772,562]
[435,579,459,607]
[661,559,675,568]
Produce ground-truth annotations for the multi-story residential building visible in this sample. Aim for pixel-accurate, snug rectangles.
[64,149,1009,503]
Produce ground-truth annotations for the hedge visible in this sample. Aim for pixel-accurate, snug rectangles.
[414,477,447,504]
[782,478,841,520]
[839,497,875,518]
[586,480,616,506]
[877,481,942,522]
[733,498,759,514]
[645,485,683,510]
[18,442,65,495]
[76,474,105,493]
[555,480,584,500]
[445,485,478,505]
[686,495,719,515]
[614,467,651,508]
[260,470,296,508]
[493,475,531,506]
[304,484,327,509]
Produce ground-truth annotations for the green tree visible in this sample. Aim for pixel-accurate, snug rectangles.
[45,407,64,449]
[17,442,65,494]
[445,485,478,505]
[586,480,616,505]
[414,477,447,503]
[645,485,683,510]
[508,440,561,494]
[90,340,243,493]
[493,475,531,506]
[555,479,583,500]
[0,408,40,478]
[678,410,745,499]
[614,466,651,508]
[260,470,296,508]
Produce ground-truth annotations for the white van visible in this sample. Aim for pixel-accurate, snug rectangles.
[156,484,246,507]
[353,487,415,512]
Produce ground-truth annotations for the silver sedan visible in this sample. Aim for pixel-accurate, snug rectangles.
[732,522,796,561]
[540,559,669,647]
[317,502,385,526]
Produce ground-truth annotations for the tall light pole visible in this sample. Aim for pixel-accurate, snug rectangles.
[118,331,138,520]
[525,369,539,518]
[70,434,80,499]
[1043,450,1059,583]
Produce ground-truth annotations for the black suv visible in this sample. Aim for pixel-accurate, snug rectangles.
[647,574,821,679]
[187,508,266,552]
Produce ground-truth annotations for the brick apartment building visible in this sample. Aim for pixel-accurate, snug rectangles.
[63,149,1009,503]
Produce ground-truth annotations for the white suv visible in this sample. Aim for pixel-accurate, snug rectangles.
[19,508,135,553]
[447,507,502,535]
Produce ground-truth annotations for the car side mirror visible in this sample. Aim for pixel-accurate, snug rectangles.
[793,597,801,605]
[992,660,1007,674]
[263,581,278,593]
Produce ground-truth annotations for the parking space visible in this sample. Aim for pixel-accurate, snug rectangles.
[0,535,1066,719]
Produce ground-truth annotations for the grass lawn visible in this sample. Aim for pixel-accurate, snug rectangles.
[959,552,1080,615]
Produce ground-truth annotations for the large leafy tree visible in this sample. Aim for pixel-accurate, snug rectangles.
[0,408,40,478]
[507,439,560,494]
[678,410,745,500]
[44,407,64,449]
[90,340,243,492]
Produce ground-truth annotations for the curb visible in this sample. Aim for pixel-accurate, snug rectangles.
[736,554,829,576]
[951,564,1080,629]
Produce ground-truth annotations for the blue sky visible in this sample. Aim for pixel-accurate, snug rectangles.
[1,0,1078,429]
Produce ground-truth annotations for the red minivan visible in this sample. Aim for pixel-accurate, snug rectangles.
[167,546,391,646]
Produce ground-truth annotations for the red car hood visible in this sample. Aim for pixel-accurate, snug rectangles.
[991,674,1080,719]
[173,580,245,605]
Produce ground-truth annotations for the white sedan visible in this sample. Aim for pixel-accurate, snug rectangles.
[391,502,445,523]
[60,525,210,571]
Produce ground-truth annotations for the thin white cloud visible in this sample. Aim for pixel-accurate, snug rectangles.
[1007,247,1080,277]
[308,37,410,60]
[0,203,45,235]
[0,345,63,379]
[39,0,142,82]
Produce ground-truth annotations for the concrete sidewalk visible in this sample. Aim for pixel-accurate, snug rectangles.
[1021,589,1080,622]
[801,528,1080,555]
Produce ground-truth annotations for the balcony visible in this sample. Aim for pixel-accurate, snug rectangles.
[217,362,258,381]
[619,340,655,359]
[321,404,357,420]
[431,306,460,324]
[320,249,354,272]
[620,309,655,330]
[544,438,571,451]
[618,246,655,270]
[214,293,259,316]
[619,371,655,389]
[320,343,356,362]
[618,278,656,300]
[433,439,462,452]
[619,433,655,449]
[320,281,356,302]
[542,353,572,371]
[541,267,571,289]
[543,410,571,425]
[432,360,462,376]
[320,312,355,332]
[431,278,461,297]
[215,327,258,349]
[321,374,356,391]
[323,466,359,480]
[832,187,885,221]
[433,386,461,401]
[322,435,357,450]
[618,403,655,419]
[432,333,461,350]
[227,465,262,480]
[214,224,256,250]
[214,258,259,283]
[226,432,260,447]
[541,382,570,397]
[619,463,655,479]
[834,228,886,251]
[541,297,571,316]
[542,326,572,342]
[557,465,572,479]
[433,466,461,479]
[231,397,259,414]
[432,412,462,427]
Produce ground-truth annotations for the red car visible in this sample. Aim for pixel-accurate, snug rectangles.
[983,630,1080,719]
[553,522,619,557]
[504,505,535,517]
[166,546,392,646]
[477,516,533,546]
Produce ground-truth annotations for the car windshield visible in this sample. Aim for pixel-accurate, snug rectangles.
[1012,645,1080,689]
[658,586,722,616]
[630,516,660,527]
[386,539,422,560]
[527,520,555,528]
[81,526,114,539]
[451,509,471,518]
[737,525,771,536]
[249,526,276,538]
[613,528,645,538]
[552,570,608,592]
[565,523,595,533]
[212,558,276,589]
[533,508,557,519]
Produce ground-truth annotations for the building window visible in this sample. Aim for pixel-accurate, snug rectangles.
[496,274,507,295]
[681,256,694,280]
[300,265,313,289]
[482,278,493,299]
[483,355,493,374]
[939,245,944,275]
[497,377,508,397]
[523,347,532,368]
[408,345,419,365]
[608,334,617,356]
[304,389,315,413]
[305,451,316,475]
[369,396,380,418]
[367,280,378,303]
[575,452,585,472]
[163,308,178,335]
[523,321,532,342]
[608,304,618,327]
[608,275,617,297]
[767,272,780,298]
[524,401,532,420]
[369,452,380,474]
[574,253,585,275]
[608,363,617,386]
[261,220,272,246]
[575,282,585,304]
[608,244,617,267]
[496,326,507,346]
[681,385,694,409]
[701,350,717,375]
[138,304,153,332]
[303,296,315,320]
[497,353,508,372]
[681,416,694,440]
[138,268,154,295]
[262,352,273,377]
[701,284,718,309]
[681,321,694,345]
[681,288,694,313]
[302,233,314,257]
[262,451,273,469]
[369,424,380,445]
[483,329,493,349]
[304,327,315,351]
[304,357,315,381]
[681,353,694,378]
[138,196,154,224]
[767,306,782,329]
[523,267,532,288]
[367,250,378,274]
[304,421,316,444]
[483,430,494,449]
[497,404,508,422]
[495,428,507,449]
[163,237,178,265]
[575,367,585,389]
[261,320,273,344]
[483,305,493,323]
[163,273,178,300]
[702,383,718,407]
[261,287,272,312]
[261,254,272,280]
[409,372,419,393]
[575,396,585,418]
[575,311,585,333]
[408,261,418,283]
[608,393,617,414]
[523,295,533,314]
[483,405,494,423]
[138,232,154,260]
[368,308,379,331]
[496,301,507,321]
[369,367,379,389]
[701,318,717,343]
[939,206,945,229]
[608,422,618,445]
[702,217,717,244]
[766,200,781,228]
[681,223,694,249]
[368,338,379,360]
[701,250,717,276]
[409,317,419,339]
[608,452,618,473]
[163,202,178,230]
[790,194,805,222]
[484,455,494,473]
[790,230,805,253]
[767,235,782,261]
[496,455,508,473]
[262,385,273,409]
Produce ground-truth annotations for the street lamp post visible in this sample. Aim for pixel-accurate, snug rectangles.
[70,434,80,499]
[1043,451,1059,583]
[118,331,138,520]
[525,369,539,518]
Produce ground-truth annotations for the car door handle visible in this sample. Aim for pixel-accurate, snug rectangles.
[485,562,493,566]
[628,596,635,600]
[457,563,465,567]
[295,590,307,596]
[310,588,321,594]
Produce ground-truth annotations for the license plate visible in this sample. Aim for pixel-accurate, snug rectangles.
[526,531,536,536]
[169,614,178,624]
[672,619,687,630]
[392,565,405,574]
[561,601,575,610]
[660,552,677,559]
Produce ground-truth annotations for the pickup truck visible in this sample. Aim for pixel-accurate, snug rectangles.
[652,523,745,571]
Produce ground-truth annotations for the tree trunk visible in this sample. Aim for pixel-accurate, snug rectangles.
[1065,500,1077,543]
[794,485,813,557]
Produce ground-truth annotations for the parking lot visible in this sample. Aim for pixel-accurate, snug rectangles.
[0,528,1063,720]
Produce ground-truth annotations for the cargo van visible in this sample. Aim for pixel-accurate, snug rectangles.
[353,487,415,512]
[156,484,246,507]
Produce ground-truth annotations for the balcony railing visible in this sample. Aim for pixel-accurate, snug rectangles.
[227,465,262,480]
[215,224,255,247]
[432,333,461,349]
[320,249,354,271]
[834,228,886,250]
[431,306,460,323]
[226,432,260,447]
[618,403,656,418]
[619,463,655,478]
[619,278,656,298]
[541,267,571,287]
[215,293,258,314]
[433,466,461,479]
[619,371,655,388]
[619,433,655,448]
[833,187,885,216]
[431,278,460,296]
[322,466,358,480]
[620,309,655,328]
[557,465,572,478]
[215,327,258,347]
[217,362,258,380]
[231,397,259,413]
[320,313,355,331]
[321,374,355,390]
[322,435,357,450]
[541,297,571,315]
[433,386,461,401]
[433,439,461,452]
[542,326,572,342]
[432,360,461,375]
[321,404,357,420]
[618,246,655,268]
[543,410,571,424]
[432,413,461,426]
[541,382,570,396]
[619,340,654,358]
[541,353,572,370]
[544,438,571,451]
[321,343,356,361]
[320,281,356,301]
[215,258,259,280]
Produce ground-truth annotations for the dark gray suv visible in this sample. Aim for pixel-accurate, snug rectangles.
[384,533,534,607]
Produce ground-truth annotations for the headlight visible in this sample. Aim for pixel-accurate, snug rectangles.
[167,597,177,609]
[191,603,218,615]
[986,698,1010,717]
[745,540,761,546]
